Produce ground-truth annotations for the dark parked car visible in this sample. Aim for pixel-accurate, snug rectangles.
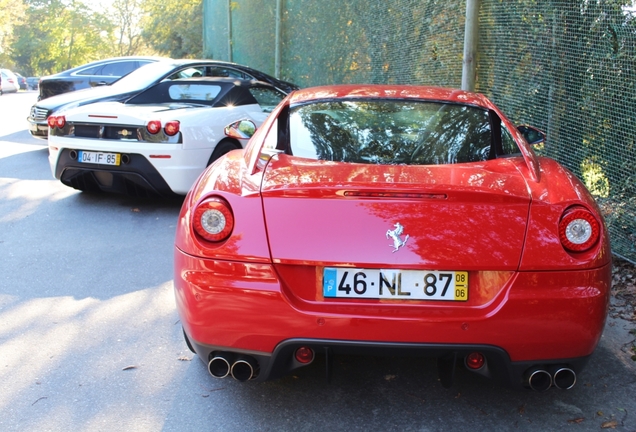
[38,56,165,100]
[15,73,28,90]
[28,58,300,139]
[27,77,39,90]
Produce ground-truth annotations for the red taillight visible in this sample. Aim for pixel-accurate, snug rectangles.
[558,207,600,252]
[47,116,57,128]
[294,347,314,364]
[147,120,161,134]
[465,352,485,370]
[192,197,234,242]
[164,120,180,136]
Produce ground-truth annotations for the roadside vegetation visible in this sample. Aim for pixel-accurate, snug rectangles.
[0,0,203,76]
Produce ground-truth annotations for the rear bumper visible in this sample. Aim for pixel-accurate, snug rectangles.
[174,248,611,386]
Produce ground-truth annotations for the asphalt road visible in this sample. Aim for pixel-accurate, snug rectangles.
[1,91,635,432]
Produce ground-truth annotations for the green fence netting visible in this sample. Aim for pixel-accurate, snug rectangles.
[204,0,636,263]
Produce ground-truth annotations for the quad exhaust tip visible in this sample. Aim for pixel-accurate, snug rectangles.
[208,353,259,381]
[525,366,576,391]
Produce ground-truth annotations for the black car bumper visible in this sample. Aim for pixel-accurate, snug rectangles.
[56,148,178,198]
[186,334,591,391]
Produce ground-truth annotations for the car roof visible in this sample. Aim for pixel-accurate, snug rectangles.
[47,56,168,76]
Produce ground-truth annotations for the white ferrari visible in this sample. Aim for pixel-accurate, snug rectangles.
[48,77,287,197]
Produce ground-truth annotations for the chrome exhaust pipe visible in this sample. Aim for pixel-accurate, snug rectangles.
[525,368,552,391]
[230,356,259,381]
[208,354,233,379]
[552,367,576,390]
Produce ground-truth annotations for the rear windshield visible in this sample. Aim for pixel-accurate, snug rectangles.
[289,100,494,165]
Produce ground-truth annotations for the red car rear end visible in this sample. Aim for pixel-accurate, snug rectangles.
[174,85,611,390]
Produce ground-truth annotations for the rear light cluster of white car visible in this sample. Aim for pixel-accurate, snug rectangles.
[558,206,600,252]
[146,120,180,136]
[192,197,234,242]
[47,115,66,129]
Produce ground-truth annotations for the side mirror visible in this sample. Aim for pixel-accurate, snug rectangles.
[225,119,256,139]
[517,125,546,145]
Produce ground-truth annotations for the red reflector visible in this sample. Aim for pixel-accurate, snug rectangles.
[294,347,314,364]
[465,352,485,370]
[147,120,161,134]
[164,120,180,136]
[149,155,172,159]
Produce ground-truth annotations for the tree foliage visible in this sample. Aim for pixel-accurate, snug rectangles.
[2,0,203,76]
[140,0,202,58]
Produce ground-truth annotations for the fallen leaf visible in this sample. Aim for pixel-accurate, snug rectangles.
[132,208,140,212]
[122,365,137,371]
[601,420,618,429]
[567,418,584,424]
[384,374,396,381]
[177,356,192,361]
[597,411,604,416]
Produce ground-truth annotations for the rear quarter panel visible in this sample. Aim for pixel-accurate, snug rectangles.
[175,151,272,262]
[518,156,611,270]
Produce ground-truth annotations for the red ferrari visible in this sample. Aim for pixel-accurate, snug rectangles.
[174,85,612,391]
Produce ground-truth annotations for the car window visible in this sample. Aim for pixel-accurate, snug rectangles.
[76,65,102,75]
[501,126,519,155]
[168,67,205,79]
[288,100,492,165]
[249,87,286,112]
[205,67,251,79]
[168,84,222,101]
[99,61,138,77]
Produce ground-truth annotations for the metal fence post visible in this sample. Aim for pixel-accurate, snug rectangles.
[275,0,282,78]
[227,0,233,62]
[461,0,480,91]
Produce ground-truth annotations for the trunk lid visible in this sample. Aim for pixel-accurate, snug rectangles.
[261,155,531,271]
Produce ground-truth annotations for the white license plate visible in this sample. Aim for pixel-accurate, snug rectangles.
[78,150,120,166]
[323,268,468,301]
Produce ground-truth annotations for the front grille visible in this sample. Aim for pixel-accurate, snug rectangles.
[30,107,49,121]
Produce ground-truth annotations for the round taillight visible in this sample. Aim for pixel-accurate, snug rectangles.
[558,207,600,252]
[47,116,57,128]
[55,115,66,129]
[192,197,234,242]
[465,352,485,370]
[164,120,180,136]
[294,347,314,364]
[147,120,162,134]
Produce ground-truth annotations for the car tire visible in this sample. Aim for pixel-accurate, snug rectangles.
[207,139,241,165]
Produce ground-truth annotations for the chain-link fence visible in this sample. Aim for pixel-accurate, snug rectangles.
[204,0,636,263]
